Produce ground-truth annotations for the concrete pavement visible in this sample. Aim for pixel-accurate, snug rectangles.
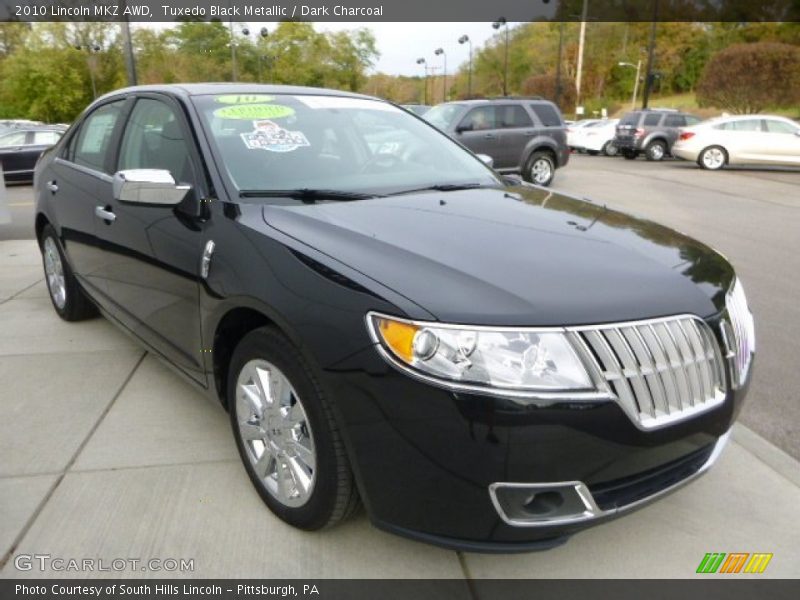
[0,238,798,579]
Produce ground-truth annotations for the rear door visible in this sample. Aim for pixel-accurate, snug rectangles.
[93,94,207,384]
[0,130,30,178]
[454,106,502,161]
[662,114,687,149]
[49,99,129,293]
[494,104,534,169]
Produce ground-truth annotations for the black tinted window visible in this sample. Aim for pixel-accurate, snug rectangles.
[118,98,195,183]
[619,113,640,126]
[72,101,125,172]
[498,105,533,128]
[664,114,686,127]
[643,113,661,126]
[530,104,562,127]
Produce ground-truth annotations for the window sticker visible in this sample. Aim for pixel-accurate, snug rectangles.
[241,120,310,153]
[215,94,275,105]
[214,104,295,120]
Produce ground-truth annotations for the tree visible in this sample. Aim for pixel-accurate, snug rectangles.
[696,42,800,113]
[521,74,577,112]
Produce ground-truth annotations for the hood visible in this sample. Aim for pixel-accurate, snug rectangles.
[261,187,734,326]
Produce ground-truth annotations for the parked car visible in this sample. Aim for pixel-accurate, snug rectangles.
[34,84,754,552]
[614,109,702,161]
[401,104,431,116]
[566,119,600,150]
[423,97,569,186]
[0,126,64,183]
[672,115,800,170]
[571,119,620,156]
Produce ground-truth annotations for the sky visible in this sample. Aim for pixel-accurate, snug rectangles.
[138,22,513,76]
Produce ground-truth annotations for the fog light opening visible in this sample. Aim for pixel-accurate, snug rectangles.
[522,491,565,515]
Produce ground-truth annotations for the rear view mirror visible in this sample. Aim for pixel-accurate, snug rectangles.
[112,169,190,206]
[476,153,494,168]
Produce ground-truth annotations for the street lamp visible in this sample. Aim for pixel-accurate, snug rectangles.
[256,27,269,83]
[434,47,447,103]
[458,35,472,98]
[618,60,642,110]
[416,57,428,105]
[228,21,250,81]
[75,44,102,99]
[492,17,508,96]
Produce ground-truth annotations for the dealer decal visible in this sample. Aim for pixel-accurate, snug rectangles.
[214,103,294,120]
[215,94,275,105]
[241,120,310,153]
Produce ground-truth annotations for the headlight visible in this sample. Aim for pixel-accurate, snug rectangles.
[366,312,598,397]
[723,278,755,388]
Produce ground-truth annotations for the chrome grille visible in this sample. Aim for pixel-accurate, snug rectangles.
[570,316,727,430]
[724,279,755,388]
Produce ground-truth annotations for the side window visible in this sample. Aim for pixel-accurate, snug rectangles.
[685,115,701,126]
[72,101,125,172]
[730,120,762,132]
[0,131,27,147]
[643,113,661,127]
[764,120,798,134]
[664,114,686,127]
[117,98,195,184]
[530,104,563,127]
[33,131,62,145]
[497,105,533,128]
[458,107,497,131]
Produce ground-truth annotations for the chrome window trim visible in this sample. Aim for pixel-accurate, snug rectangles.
[54,157,114,183]
[489,430,731,528]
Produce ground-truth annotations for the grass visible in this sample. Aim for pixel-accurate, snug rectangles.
[607,92,799,120]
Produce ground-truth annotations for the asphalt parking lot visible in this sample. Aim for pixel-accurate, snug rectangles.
[0,156,798,579]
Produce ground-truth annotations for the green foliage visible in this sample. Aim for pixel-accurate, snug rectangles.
[696,42,800,113]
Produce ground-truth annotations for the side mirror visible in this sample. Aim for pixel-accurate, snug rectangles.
[112,169,190,206]
[455,124,471,134]
[476,153,494,168]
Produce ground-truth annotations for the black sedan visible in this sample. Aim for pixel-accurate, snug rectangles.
[33,85,755,551]
[0,126,65,183]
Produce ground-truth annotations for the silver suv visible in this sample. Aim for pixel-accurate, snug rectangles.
[423,98,569,186]
[615,109,702,161]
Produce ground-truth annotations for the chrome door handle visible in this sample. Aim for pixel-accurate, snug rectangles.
[47,181,58,193]
[94,206,116,223]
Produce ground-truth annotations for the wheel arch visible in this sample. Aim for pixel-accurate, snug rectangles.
[34,212,50,248]
[522,141,558,170]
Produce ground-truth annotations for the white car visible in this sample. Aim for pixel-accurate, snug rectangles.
[672,115,800,170]
[566,119,600,149]
[573,119,620,156]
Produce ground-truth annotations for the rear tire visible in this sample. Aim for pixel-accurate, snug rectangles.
[40,224,97,321]
[645,140,667,161]
[228,327,360,530]
[523,151,556,187]
[622,149,638,160]
[587,150,599,156]
[602,141,619,157]
[697,145,727,170]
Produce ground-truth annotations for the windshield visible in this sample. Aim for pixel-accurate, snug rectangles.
[193,95,498,197]
[422,103,465,130]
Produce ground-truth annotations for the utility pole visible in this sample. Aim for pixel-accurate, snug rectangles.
[642,0,660,109]
[575,0,588,111]
[120,18,137,86]
[554,21,565,107]
[458,35,473,98]
[434,48,447,102]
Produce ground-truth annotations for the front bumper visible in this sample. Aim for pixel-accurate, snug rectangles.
[323,345,747,551]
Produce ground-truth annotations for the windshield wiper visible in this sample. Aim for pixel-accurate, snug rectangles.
[387,182,489,196]
[239,188,382,202]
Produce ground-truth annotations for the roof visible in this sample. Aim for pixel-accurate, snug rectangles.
[98,83,375,102]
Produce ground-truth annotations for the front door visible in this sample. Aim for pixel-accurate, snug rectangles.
[94,95,207,384]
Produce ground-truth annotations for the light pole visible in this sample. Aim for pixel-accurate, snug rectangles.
[120,18,137,86]
[458,35,472,99]
[492,17,509,96]
[618,60,642,110]
[416,57,428,105]
[555,21,565,107]
[75,44,101,99]
[434,47,447,102]
[256,27,269,83]
[229,19,250,82]
[575,0,588,110]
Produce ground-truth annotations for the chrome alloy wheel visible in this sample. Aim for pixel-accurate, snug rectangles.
[235,359,316,507]
[530,157,553,185]
[43,237,66,309]
[702,147,725,170]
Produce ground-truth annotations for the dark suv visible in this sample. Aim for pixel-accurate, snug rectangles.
[615,109,702,161]
[423,98,569,186]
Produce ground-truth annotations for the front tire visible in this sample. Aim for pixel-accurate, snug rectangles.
[602,141,619,157]
[523,151,556,187]
[698,145,727,170]
[40,224,97,321]
[645,140,667,161]
[228,327,359,530]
